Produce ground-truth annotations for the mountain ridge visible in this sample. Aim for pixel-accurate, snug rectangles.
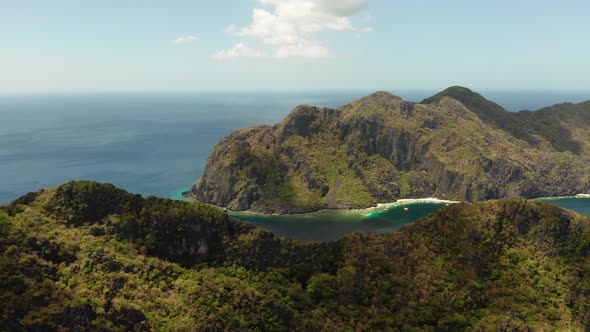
[187,87,590,214]
[424,86,590,154]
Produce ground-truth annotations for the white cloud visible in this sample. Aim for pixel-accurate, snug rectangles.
[213,42,263,60]
[217,0,369,59]
[173,35,198,45]
[274,41,331,59]
[360,26,374,33]
[316,0,368,16]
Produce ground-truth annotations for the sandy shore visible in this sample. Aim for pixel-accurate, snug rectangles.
[535,194,590,200]
[228,198,459,217]
[355,198,459,214]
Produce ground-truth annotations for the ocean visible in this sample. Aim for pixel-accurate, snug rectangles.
[1,90,589,241]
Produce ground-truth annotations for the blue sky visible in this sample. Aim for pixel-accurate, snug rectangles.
[1,0,589,93]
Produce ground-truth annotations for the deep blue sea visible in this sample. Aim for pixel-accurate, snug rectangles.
[1,90,589,241]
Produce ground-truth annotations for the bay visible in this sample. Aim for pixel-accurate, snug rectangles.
[537,196,590,216]
[229,197,590,242]
[229,200,453,242]
[1,90,589,241]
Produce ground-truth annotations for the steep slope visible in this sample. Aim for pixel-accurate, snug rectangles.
[422,86,515,133]
[517,100,590,155]
[424,86,590,154]
[4,182,590,330]
[188,89,590,213]
[0,182,339,331]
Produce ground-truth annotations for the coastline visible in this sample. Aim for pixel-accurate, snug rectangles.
[227,197,459,218]
[179,188,589,218]
[534,194,590,200]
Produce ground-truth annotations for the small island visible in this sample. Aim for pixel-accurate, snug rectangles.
[186,86,590,214]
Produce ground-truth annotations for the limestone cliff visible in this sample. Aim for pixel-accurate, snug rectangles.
[187,88,590,213]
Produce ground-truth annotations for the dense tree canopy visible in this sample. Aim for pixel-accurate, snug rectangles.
[2,181,590,330]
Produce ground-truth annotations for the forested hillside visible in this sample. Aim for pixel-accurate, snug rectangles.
[3,181,590,330]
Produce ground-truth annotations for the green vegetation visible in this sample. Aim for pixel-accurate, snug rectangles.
[424,86,590,155]
[399,172,412,197]
[189,87,590,213]
[4,181,590,330]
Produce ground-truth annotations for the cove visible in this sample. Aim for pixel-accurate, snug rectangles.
[536,196,590,216]
[228,200,455,242]
[228,197,590,242]
[175,191,590,242]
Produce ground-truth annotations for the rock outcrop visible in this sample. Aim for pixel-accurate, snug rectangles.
[187,87,590,213]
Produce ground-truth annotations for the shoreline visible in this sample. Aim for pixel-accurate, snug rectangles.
[180,190,590,218]
[227,198,459,218]
[534,194,590,200]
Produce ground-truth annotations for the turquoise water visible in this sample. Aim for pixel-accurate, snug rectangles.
[228,201,451,242]
[169,186,192,201]
[225,197,590,242]
[537,197,590,216]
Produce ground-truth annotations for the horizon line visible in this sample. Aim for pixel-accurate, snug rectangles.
[2,87,590,96]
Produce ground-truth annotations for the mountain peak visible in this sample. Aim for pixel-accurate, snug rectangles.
[356,91,402,102]
[422,86,509,121]
[441,85,474,94]
[422,86,494,108]
[349,91,403,109]
[368,91,400,99]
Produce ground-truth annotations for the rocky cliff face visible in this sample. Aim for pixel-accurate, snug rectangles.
[188,88,590,213]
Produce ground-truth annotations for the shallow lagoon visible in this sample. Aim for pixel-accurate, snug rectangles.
[228,197,590,242]
[538,196,590,216]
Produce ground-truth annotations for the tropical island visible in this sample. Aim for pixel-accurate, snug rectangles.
[4,180,590,330]
[3,88,590,330]
[186,86,590,214]
[4,0,590,330]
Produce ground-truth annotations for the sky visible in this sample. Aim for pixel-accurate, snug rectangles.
[1,0,590,93]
